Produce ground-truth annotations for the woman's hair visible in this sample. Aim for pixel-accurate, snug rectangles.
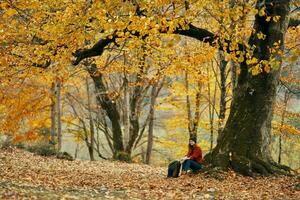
[189,135,197,143]
[188,135,197,151]
[188,142,195,151]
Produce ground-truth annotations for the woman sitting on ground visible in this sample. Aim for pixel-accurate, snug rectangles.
[180,137,203,175]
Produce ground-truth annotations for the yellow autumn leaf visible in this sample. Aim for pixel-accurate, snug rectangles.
[251,64,262,76]
[5,8,18,17]
[264,65,271,73]
[238,55,244,63]
[246,57,258,65]
[257,32,266,40]
[272,16,281,22]
[258,8,266,16]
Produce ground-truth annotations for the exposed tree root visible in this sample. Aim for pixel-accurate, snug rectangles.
[205,153,294,177]
[270,161,297,176]
[199,166,227,181]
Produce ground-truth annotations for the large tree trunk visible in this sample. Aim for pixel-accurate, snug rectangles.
[88,65,125,160]
[207,0,292,176]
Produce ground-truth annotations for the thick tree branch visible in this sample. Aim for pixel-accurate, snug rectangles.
[71,15,297,67]
[288,18,300,27]
[72,24,218,65]
[72,37,116,65]
[174,24,216,45]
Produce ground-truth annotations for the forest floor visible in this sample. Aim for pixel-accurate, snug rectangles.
[0,148,299,200]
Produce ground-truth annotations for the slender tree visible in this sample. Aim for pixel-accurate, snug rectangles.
[86,77,95,161]
[50,82,57,146]
[56,80,62,152]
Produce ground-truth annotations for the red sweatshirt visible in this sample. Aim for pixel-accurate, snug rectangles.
[186,144,203,164]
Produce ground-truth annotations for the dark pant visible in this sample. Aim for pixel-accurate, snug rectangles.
[182,159,202,172]
[167,167,174,177]
[167,161,181,177]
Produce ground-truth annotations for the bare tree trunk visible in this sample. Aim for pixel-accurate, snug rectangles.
[88,65,125,160]
[185,70,193,137]
[56,80,62,152]
[217,52,228,143]
[192,80,202,136]
[278,128,282,164]
[67,95,94,160]
[50,82,56,146]
[184,70,203,141]
[122,73,130,151]
[207,66,217,152]
[278,90,289,164]
[86,77,95,161]
[96,109,114,154]
[145,84,157,164]
[141,146,146,163]
[74,143,79,159]
[125,51,148,156]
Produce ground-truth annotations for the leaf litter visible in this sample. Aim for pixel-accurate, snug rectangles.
[0,148,299,199]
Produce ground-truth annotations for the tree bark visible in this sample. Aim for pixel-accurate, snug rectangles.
[207,66,217,152]
[125,50,147,156]
[86,77,95,161]
[88,65,125,160]
[74,143,79,159]
[126,85,142,155]
[96,108,114,154]
[278,90,289,164]
[185,70,193,136]
[145,83,158,164]
[206,0,292,176]
[50,82,56,146]
[217,52,228,143]
[122,73,130,150]
[56,81,62,152]
[192,80,202,136]
[185,70,202,141]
